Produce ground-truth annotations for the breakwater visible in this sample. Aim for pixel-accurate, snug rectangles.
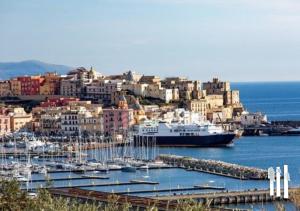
[158,154,268,180]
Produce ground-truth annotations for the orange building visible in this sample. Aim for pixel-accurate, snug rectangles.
[40,72,61,95]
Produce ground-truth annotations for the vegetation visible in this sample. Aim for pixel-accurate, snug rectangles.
[0,179,209,211]
[290,188,300,208]
[2,179,299,211]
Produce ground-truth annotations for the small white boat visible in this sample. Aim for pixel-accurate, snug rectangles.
[139,165,149,170]
[14,174,28,182]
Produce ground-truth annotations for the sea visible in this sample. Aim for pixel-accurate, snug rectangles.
[22,82,300,210]
[232,81,300,121]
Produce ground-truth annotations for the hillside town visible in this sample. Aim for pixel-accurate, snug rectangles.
[0,67,265,137]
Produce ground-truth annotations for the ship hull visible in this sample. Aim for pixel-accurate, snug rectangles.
[134,133,236,147]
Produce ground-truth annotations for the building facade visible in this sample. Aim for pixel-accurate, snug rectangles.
[17,76,43,95]
[10,107,33,132]
[0,81,11,96]
[103,97,133,136]
[0,108,11,136]
[186,99,208,118]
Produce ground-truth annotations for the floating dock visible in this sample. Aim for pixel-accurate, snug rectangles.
[20,175,109,183]
[0,152,80,158]
[158,154,268,180]
[22,180,159,190]
[115,185,225,194]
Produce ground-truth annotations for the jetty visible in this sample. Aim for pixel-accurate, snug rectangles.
[158,154,268,180]
[154,188,299,206]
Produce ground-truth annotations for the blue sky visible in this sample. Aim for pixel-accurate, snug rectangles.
[1,0,300,81]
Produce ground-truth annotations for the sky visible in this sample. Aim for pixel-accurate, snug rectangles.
[1,0,300,82]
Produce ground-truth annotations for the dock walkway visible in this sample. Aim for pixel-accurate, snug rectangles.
[115,185,225,194]
[153,188,299,205]
[22,180,159,190]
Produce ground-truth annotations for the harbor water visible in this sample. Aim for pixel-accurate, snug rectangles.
[19,136,299,210]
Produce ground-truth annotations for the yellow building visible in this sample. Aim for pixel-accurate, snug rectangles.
[9,79,21,96]
[10,107,33,132]
[224,90,240,106]
[206,95,224,110]
[187,99,207,118]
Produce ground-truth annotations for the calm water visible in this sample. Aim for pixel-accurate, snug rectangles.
[25,136,299,210]
[24,82,300,210]
[232,82,300,121]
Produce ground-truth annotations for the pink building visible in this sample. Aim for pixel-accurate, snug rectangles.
[103,96,133,136]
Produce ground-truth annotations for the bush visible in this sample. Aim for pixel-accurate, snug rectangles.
[0,179,211,211]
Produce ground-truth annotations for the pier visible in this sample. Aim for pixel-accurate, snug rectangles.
[48,188,232,211]
[22,180,159,190]
[158,154,268,180]
[115,185,225,194]
[154,188,299,206]
[48,187,280,210]
[20,175,109,183]
[49,187,178,210]
[0,152,80,158]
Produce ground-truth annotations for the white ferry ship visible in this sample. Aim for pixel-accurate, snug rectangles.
[134,121,236,147]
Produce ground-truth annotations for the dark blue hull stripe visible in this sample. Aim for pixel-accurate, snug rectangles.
[134,134,235,147]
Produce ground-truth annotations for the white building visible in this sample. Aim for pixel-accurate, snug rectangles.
[123,82,179,103]
[162,108,206,124]
[122,83,148,97]
[144,83,178,103]
[85,79,123,104]
[240,111,268,126]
